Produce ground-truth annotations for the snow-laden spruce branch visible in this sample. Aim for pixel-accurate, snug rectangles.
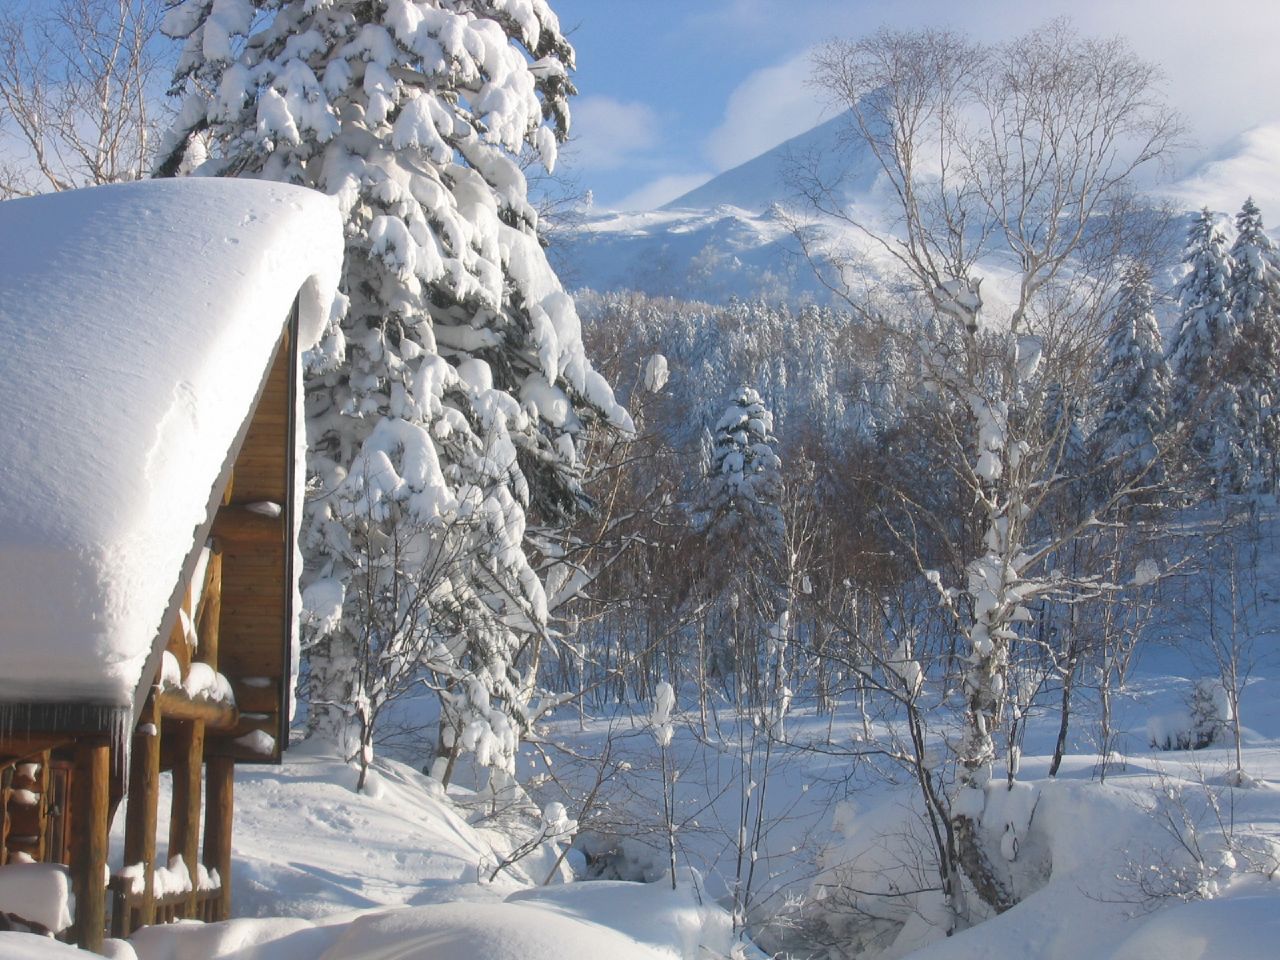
[158,0,633,789]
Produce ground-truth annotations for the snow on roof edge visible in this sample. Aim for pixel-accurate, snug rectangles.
[0,178,343,710]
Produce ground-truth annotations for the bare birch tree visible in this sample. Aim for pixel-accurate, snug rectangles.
[0,0,162,196]
[800,20,1181,923]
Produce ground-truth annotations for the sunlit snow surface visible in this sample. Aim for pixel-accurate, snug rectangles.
[0,178,341,706]
[89,747,739,960]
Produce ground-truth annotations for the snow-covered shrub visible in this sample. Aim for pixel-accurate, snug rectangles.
[1148,678,1233,751]
[1188,678,1234,749]
[1122,770,1264,904]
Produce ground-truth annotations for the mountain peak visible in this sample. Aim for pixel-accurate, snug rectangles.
[661,110,868,214]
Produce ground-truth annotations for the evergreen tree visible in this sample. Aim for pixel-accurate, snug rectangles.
[707,386,784,544]
[1093,262,1171,488]
[158,0,630,780]
[1227,198,1280,492]
[702,386,786,701]
[1168,208,1242,492]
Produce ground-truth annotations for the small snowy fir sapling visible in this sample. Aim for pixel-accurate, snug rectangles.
[706,386,784,543]
[1148,678,1232,751]
[1188,677,1233,750]
[700,385,789,704]
[158,0,631,778]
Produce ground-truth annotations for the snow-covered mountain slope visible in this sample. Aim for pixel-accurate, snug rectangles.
[660,111,865,214]
[554,203,825,303]
[557,114,1278,306]
[558,110,876,304]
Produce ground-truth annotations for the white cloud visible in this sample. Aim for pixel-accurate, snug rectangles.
[564,96,659,171]
[1171,122,1280,218]
[613,173,714,212]
[703,52,829,172]
[697,0,1280,182]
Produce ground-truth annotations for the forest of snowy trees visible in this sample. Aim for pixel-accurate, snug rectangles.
[3,1,1280,956]
[540,26,1280,936]
[553,189,1280,938]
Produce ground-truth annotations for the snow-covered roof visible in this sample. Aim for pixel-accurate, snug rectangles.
[0,178,342,708]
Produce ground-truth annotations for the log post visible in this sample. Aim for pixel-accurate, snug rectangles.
[203,755,234,921]
[35,754,50,863]
[122,695,161,933]
[71,741,109,952]
[167,719,205,918]
[0,762,10,866]
[166,583,195,677]
[195,549,222,671]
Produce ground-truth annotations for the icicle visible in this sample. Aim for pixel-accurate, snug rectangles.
[111,705,133,793]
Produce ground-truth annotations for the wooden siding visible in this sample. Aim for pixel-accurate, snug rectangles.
[214,325,293,762]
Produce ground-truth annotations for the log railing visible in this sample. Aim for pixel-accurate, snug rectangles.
[108,875,222,937]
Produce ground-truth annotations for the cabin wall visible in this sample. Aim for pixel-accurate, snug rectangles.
[217,324,293,762]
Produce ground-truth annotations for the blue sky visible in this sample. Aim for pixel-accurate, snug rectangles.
[552,0,1280,212]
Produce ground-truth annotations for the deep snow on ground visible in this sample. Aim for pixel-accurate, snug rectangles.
[86,739,741,960]
[512,511,1280,958]
[6,628,1280,959]
[9,517,1280,958]
[517,665,1280,959]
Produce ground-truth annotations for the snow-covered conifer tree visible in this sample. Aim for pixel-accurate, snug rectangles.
[1093,262,1171,487]
[158,0,631,779]
[703,386,787,702]
[707,386,784,545]
[1168,208,1243,491]
[1226,198,1280,492]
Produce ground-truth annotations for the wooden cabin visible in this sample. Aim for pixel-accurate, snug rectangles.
[0,179,342,951]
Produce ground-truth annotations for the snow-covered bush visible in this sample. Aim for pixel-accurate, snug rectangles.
[1148,678,1233,751]
[1188,677,1234,749]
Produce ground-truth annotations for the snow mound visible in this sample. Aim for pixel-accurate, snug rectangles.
[114,748,560,921]
[128,916,329,960]
[0,863,73,932]
[318,901,674,960]
[506,875,736,958]
[129,898,688,960]
[1108,883,1280,959]
[0,934,92,959]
